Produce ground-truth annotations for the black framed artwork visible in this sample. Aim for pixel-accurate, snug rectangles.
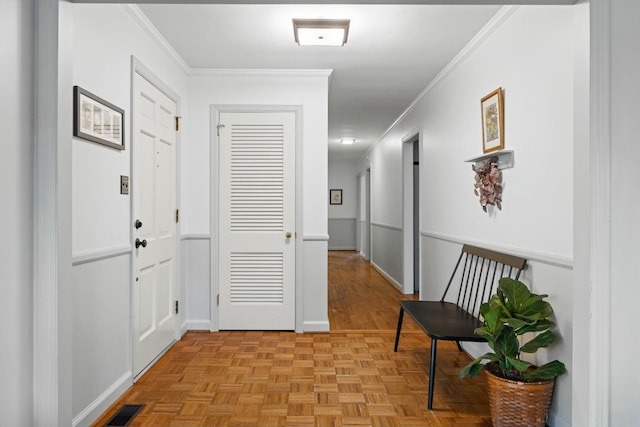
[330,189,343,205]
[73,86,125,150]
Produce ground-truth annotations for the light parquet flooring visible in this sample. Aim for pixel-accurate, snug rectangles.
[92,251,491,427]
[328,251,419,332]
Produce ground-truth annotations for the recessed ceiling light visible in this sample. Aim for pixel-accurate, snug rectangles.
[292,19,350,47]
[341,138,355,145]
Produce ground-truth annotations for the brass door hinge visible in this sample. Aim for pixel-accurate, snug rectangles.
[175,209,179,223]
[217,294,220,306]
[175,116,181,131]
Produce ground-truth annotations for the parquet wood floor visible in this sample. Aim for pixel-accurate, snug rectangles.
[92,251,491,427]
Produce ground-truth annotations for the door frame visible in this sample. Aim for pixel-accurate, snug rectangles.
[210,105,304,333]
[356,169,371,260]
[130,57,183,379]
[402,132,420,295]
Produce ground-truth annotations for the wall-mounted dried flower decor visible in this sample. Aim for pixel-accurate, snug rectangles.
[473,157,502,212]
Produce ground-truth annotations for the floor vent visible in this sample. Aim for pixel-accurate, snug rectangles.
[104,404,145,426]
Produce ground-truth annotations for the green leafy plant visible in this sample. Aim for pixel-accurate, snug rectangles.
[460,277,566,382]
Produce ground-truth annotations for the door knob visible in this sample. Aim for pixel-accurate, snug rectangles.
[285,232,292,238]
[135,238,147,249]
[135,219,143,229]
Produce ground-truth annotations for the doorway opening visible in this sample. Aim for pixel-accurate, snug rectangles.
[403,134,420,295]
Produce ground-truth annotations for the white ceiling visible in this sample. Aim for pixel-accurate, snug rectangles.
[138,4,502,160]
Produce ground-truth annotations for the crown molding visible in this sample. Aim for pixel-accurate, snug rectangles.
[122,4,190,74]
[360,5,519,163]
[118,10,334,80]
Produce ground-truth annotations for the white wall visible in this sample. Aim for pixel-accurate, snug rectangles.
[360,5,576,266]
[417,6,574,258]
[185,70,330,332]
[609,0,640,424]
[72,5,188,255]
[328,158,357,249]
[70,4,189,425]
[0,0,34,424]
[367,134,404,228]
[358,6,583,426]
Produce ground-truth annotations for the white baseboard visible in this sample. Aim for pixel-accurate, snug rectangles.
[303,320,330,332]
[186,320,212,331]
[72,371,132,427]
[180,320,189,337]
[370,261,403,292]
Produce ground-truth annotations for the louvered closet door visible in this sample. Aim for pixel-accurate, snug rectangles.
[218,111,296,330]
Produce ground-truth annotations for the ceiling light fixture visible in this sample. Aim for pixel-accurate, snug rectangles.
[340,138,355,145]
[292,19,350,47]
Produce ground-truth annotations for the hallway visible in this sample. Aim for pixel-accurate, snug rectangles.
[92,251,491,426]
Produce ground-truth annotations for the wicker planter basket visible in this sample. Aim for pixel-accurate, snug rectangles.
[485,367,555,427]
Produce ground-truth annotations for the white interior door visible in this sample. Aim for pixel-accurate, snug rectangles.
[218,111,296,330]
[132,72,177,377]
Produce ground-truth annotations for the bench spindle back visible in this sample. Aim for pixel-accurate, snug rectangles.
[440,244,527,318]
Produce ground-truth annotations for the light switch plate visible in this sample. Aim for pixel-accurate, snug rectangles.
[120,175,129,195]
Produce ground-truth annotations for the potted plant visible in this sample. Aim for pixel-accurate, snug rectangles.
[459,277,566,427]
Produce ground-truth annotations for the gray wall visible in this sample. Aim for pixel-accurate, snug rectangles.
[609,0,640,423]
[328,218,357,250]
[370,223,403,289]
[72,253,131,423]
[182,236,211,331]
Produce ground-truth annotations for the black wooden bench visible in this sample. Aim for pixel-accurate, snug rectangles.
[394,244,527,409]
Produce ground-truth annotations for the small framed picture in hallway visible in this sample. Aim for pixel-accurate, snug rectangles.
[73,86,125,150]
[330,189,343,205]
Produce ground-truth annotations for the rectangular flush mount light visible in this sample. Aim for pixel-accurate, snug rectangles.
[341,138,355,145]
[293,19,350,46]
